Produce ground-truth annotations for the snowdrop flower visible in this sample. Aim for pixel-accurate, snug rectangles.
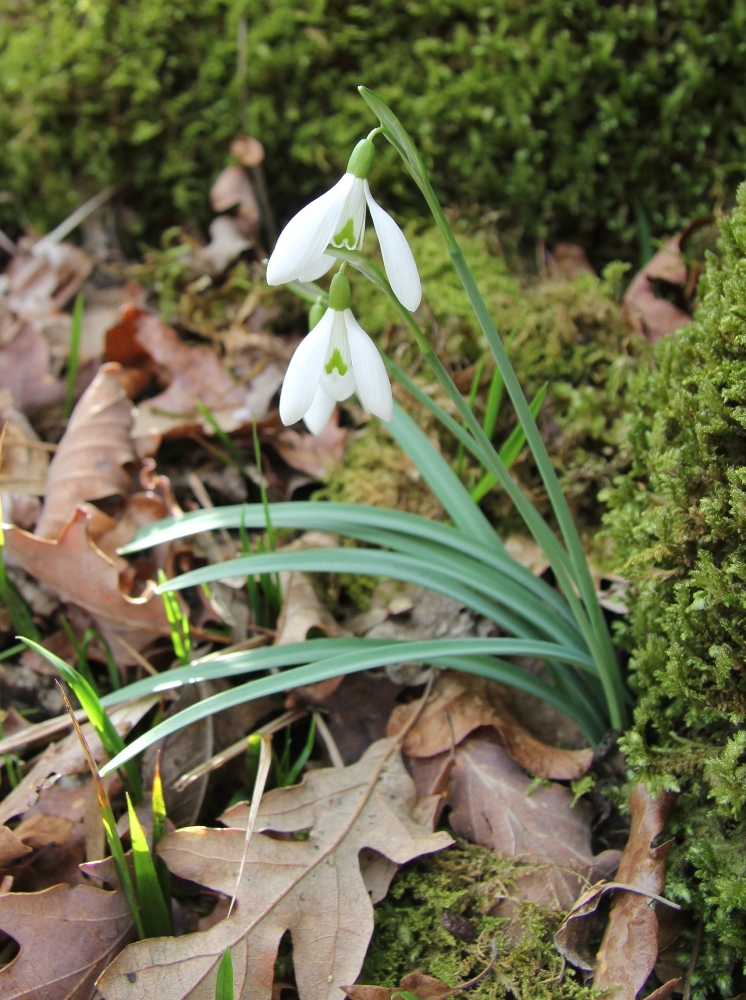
[266,138,421,311]
[279,271,392,434]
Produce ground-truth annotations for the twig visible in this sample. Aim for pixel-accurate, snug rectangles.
[228,733,272,917]
[114,636,158,676]
[391,669,437,748]
[174,708,306,791]
[32,184,122,257]
[0,706,88,756]
[314,710,344,769]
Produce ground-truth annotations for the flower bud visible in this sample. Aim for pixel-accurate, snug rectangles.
[308,296,326,330]
[328,271,352,311]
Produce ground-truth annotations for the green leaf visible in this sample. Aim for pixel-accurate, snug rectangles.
[127,793,172,938]
[100,635,603,776]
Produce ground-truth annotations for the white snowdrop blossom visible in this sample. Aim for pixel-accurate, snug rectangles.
[279,272,392,434]
[266,138,421,311]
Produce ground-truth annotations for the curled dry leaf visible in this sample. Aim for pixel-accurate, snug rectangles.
[412,734,619,910]
[97,737,452,1000]
[0,881,134,1000]
[388,671,593,781]
[593,784,678,999]
[35,364,135,540]
[210,165,260,220]
[3,506,175,665]
[623,236,691,343]
[0,827,32,867]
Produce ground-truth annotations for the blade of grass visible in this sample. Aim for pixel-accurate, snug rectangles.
[126,793,172,937]
[157,570,192,666]
[454,355,485,479]
[483,318,521,439]
[19,636,143,803]
[215,948,234,1000]
[63,294,83,420]
[0,508,40,642]
[57,683,145,939]
[195,399,246,471]
[228,734,272,917]
[283,713,317,787]
[471,383,548,502]
[151,754,172,905]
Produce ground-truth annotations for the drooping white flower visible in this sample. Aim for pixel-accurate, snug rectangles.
[279,272,392,434]
[266,139,421,311]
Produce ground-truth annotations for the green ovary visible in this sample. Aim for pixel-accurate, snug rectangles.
[325,348,348,376]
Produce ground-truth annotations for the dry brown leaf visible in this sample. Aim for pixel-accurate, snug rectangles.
[389,671,593,782]
[198,217,252,275]
[6,242,92,320]
[547,243,596,281]
[0,322,64,413]
[0,881,134,999]
[412,734,618,910]
[593,785,677,998]
[623,236,691,343]
[269,408,346,480]
[504,535,550,577]
[343,972,456,1000]
[35,364,135,540]
[0,697,156,825]
[97,737,453,1000]
[0,827,32,867]
[4,506,175,664]
[0,398,49,496]
[123,314,278,456]
[210,165,260,217]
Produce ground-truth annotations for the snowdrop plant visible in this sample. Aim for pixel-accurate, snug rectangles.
[98,90,626,781]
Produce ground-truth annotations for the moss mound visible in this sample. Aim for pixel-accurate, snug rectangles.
[363,841,598,1000]
[0,0,743,251]
[603,186,746,996]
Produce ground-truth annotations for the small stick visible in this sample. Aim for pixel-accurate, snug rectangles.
[174,708,306,791]
[453,939,498,991]
[682,919,703,1000]
[114,636,159,677]
[228,734,272,918]
[314,710,344,769]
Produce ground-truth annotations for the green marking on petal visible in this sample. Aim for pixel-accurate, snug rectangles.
[325,349,348,376]
[333,217,356,247]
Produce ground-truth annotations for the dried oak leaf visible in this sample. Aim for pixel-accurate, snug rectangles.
[3,506,174,663]
[412,733,618,910]
[0,881,134,1000]
[35,363,135,540]
[389,671,593,781]
[593,784,678,999]
[97,737,453,1000]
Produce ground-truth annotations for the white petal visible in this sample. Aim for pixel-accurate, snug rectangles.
[279,309,333,426]
[303,386,337,435]
[297,253,336,282]
[365,182,422,311]
[332,177,367,249]
[344,309,393,422]
[266,174,354,286]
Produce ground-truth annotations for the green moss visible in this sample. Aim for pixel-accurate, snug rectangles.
[363,841,599,1000]
[0,0,744,253]
[603,182,746,996]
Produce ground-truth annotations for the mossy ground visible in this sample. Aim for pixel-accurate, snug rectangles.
[361,840,600,1000]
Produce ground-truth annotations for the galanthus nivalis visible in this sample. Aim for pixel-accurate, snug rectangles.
[279,271,392,434]
[266,138,421,311]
